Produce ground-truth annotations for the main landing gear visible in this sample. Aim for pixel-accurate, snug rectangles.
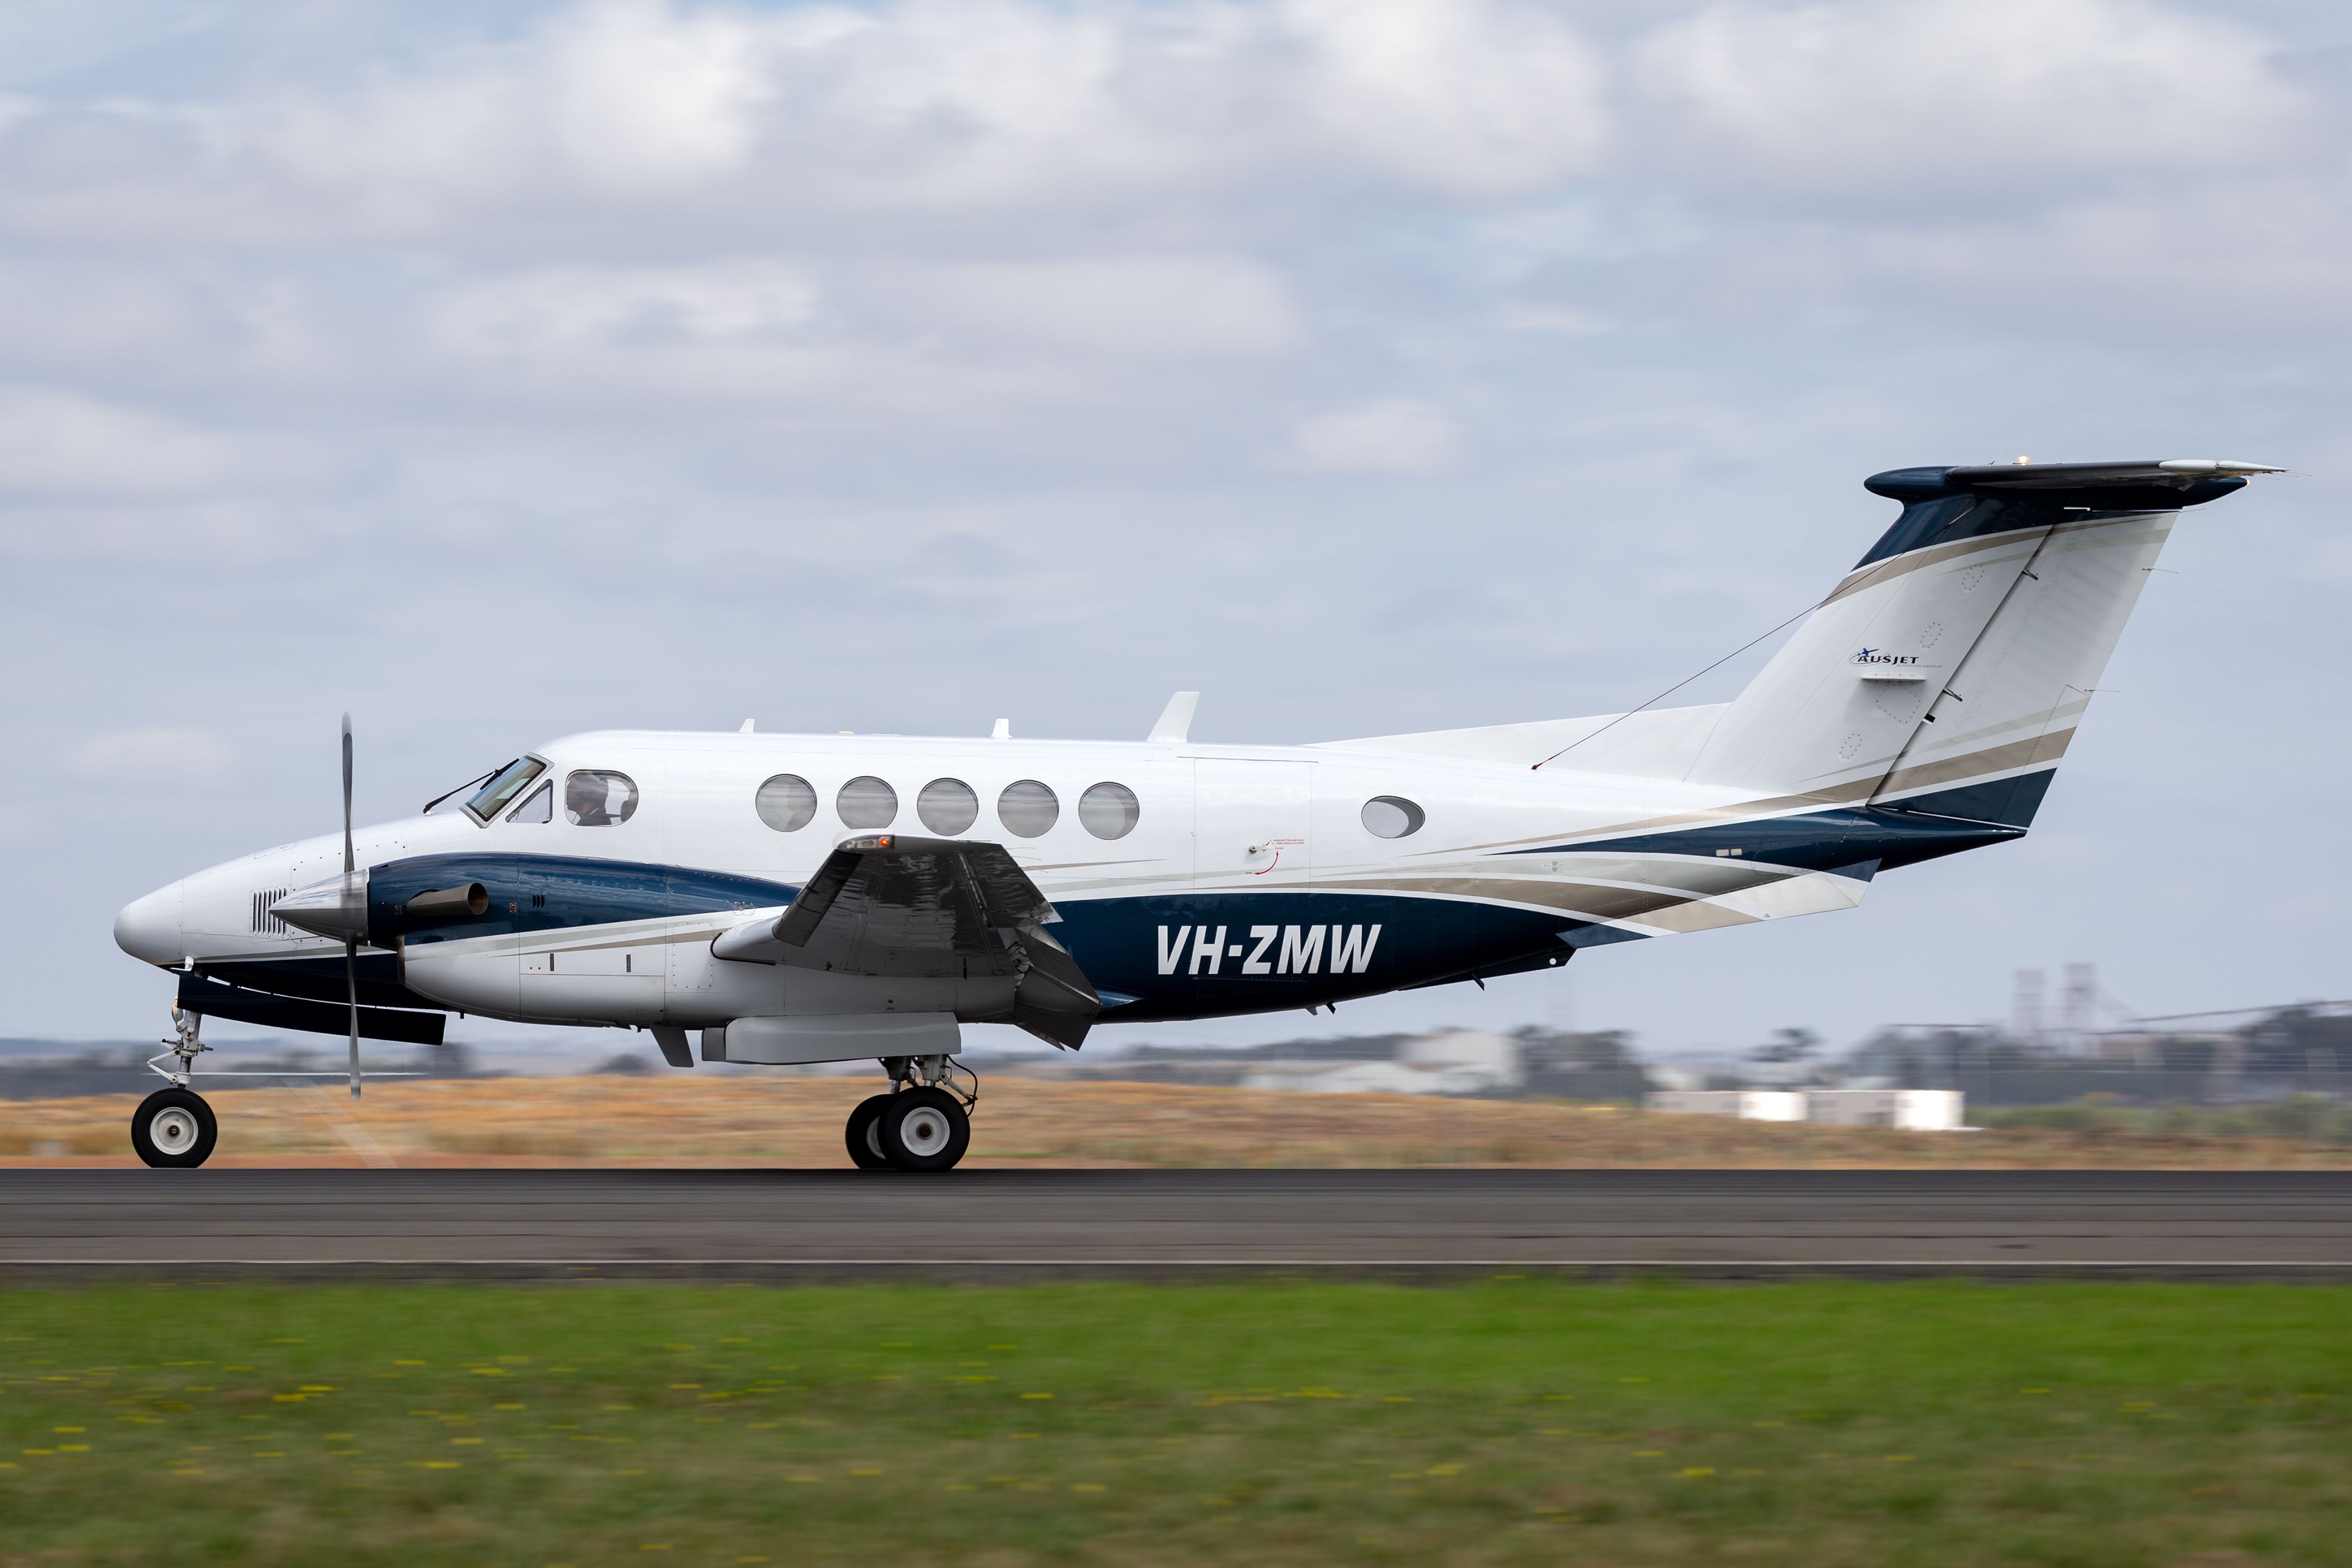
[134,1005,218,1169]
[844,1055,974,1173]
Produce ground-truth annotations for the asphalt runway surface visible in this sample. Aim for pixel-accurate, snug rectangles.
[2,1169,2348,1280]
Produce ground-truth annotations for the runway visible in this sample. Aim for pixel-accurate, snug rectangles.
[4,1168,2349,1279]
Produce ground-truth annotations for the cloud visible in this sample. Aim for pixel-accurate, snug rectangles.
[1841,177,2352,328]
[1289,398,1463,474]
[889,256,1300,359]
[1283,0,1609,197]
[0,0,1617,245]
[0,387,261,498]
[434,262,819,353]
[1635,0,2308,195]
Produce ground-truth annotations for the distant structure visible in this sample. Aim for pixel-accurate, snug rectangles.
[1648,1088,1965,1131]
[2013,968,2046,1044]
[1243,1029,1523,1096]
[1648,1089,1805,1123]
[978,1025,1649,1101]
[1844,998,2352,1106]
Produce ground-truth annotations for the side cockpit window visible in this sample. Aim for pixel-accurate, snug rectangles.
[508,781,553,823]
[565,770,639,827]
[465,757,547,823]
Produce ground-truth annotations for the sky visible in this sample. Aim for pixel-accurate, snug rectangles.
[2,0,2347,1060]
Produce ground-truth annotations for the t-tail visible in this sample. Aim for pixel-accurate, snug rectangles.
[1683,459,2283,825]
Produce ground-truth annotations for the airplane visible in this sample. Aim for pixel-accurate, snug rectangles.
[112,456,2281,1170]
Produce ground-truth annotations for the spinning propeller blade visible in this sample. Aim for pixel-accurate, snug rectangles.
[342,713,360,1101]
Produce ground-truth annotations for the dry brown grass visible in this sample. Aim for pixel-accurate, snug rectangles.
[6,1073,2351,1168]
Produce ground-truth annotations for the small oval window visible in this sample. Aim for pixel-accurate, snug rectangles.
[564,770,639,827]
[755,773,817,833]
[918,777,979,835]
[1078,781,1140,840]
[837,776,898,830]
[1360,795,1425,839]
[998,779,1058,838]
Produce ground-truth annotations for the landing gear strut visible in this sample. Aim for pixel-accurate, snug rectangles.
[844,1054,974,1172]
[134,1005,218,1169]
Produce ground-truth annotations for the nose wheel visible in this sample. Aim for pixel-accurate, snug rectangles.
[132,1087,217,1168]
[844,1056,974,1172]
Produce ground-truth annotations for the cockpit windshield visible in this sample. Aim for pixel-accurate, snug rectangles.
[464,757,548,823]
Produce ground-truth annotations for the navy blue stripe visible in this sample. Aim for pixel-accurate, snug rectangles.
[1885,771,2057,830]
[1506,803,2021,874]
[368,853,798,946]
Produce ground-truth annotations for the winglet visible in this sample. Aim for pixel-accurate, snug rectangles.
[1149,691,1199,744]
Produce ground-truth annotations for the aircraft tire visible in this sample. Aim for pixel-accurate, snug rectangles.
[878,1087,969,1173]
[131,1087,217,1169]
[844,1095,895,1170]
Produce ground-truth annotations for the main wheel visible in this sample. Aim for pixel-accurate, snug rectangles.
[879,1087,969,1173]
[844,1095,894,1170]
[131,1088,217,1169]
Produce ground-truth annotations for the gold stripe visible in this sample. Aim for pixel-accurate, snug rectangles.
[1320,876,1706,924]
[1627,900,1760,934]
[1821,527,2043,606]
[1875,729,2072,799]
[1820,510,2170,606]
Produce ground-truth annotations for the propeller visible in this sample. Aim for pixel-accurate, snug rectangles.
[342,713,360,1101]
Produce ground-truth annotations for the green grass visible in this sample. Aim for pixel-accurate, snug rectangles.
[2,1282,2347,1566]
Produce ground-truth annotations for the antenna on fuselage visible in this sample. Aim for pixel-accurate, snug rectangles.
[1148,692,1199,744]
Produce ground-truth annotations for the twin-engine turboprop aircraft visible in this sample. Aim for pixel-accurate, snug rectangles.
[114,457,2280,1169]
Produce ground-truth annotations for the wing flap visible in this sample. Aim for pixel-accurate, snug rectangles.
[712,835,1100,1048]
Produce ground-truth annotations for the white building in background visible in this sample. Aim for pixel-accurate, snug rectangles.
[1398,1030,1523,1090]
[1646,1090,1806,1122]
[1646,1088,1965,1131]
[1802,1088,1965,1130]
[1240,1029,1523,1096]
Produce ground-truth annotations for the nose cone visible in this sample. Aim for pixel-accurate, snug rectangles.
[115,881,185,967]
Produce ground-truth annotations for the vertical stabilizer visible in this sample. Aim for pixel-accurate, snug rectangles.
[1684,460,2278,825]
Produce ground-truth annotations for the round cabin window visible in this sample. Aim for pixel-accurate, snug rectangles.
[1078,782,1140,840]
[917,777,979,835]
[997,779,1058,838]
[755,773,817,832]
[1360,795,1425,839]
[836,775,899,830]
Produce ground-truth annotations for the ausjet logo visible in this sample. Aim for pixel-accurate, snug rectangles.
[1156,923,1380,977]
[1851,648,1919,668]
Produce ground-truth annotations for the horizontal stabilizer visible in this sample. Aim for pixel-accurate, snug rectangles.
[1867,457,2283,514]
[1944,458,2283,488]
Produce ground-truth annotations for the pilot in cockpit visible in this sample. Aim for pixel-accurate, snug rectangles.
[565,772,614,827]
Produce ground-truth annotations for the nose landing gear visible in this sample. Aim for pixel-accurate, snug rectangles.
[134,1005,218,1168]
[844,1055,974,1172]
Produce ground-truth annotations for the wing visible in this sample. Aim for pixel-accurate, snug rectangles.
[711,834,1102,1049]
